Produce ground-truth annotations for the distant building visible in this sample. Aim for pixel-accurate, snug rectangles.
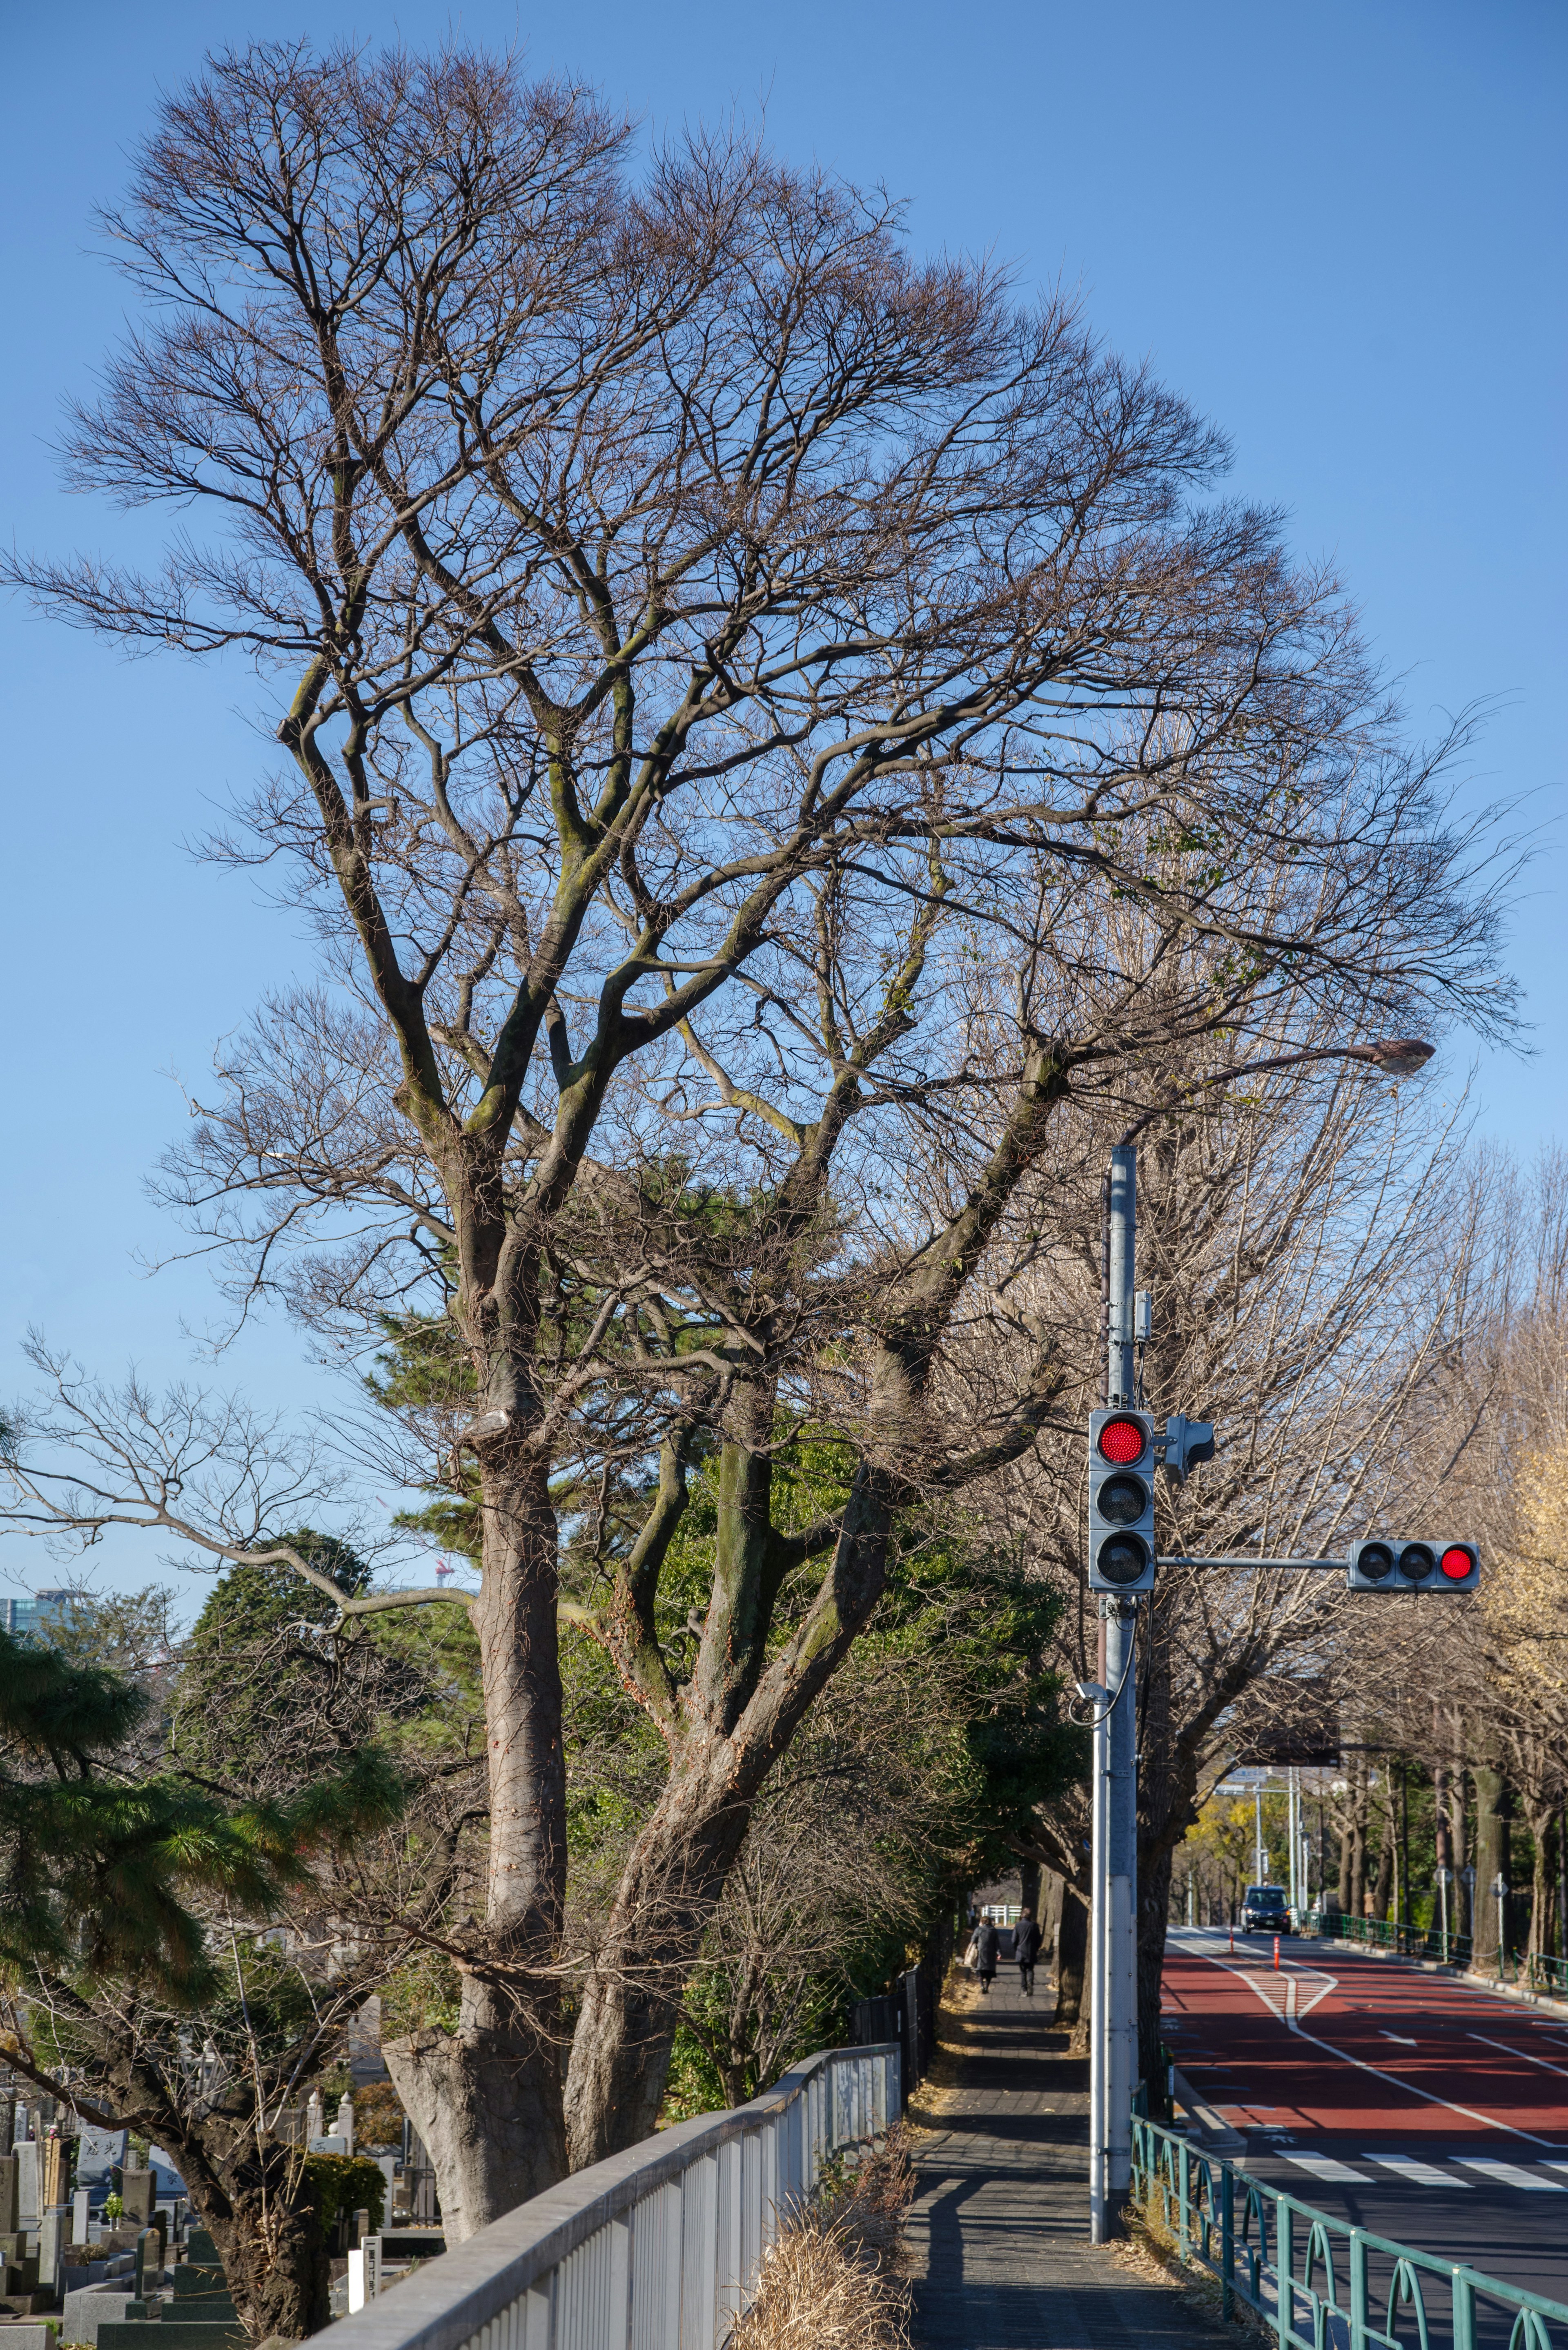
[1,1589,73,1641]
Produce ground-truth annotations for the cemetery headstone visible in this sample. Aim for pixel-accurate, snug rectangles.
[304,2092,324,2145]
[0,2156,18,2236]
[43,2136,69,2210]
[335,2094,355,2156]
[74,2130,127,2205]
[16,2139,39,2227]
[121,2169,156,2227]
[74,2189,90,2243]
[39,2203,68,2292]
[307,2135,346,2157]
[0,2097,12,2159]
[347,2236,381,2312]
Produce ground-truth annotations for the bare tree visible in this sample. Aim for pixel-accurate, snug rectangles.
[6,39,1509,2222]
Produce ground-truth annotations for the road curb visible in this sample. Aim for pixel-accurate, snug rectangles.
[1171,2067,1246,2155]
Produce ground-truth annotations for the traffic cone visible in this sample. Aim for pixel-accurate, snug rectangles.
[1273,1935,1281,1971]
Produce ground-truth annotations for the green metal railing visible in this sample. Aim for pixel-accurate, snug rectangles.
[1528,1952,1568,1997]
[1322,1915,1568,1993]
[1131,2113,1568,2350]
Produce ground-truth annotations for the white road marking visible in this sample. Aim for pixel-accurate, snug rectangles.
[1469,2031,1568,2080]
[1455,2158,1567,2191]
[1195,1952,1568,2149]
[1285,2155,1368,2183]
[1364,2155,1471,2187]
[1379,2031,1418,2046]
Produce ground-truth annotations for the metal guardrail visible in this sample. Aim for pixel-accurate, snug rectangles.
[1133,2112,1568,2350]
[317,2041,899,2350]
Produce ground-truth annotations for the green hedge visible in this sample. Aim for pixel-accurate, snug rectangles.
[300,2153,387,2237]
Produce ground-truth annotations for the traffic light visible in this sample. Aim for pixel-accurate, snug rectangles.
[1347,1538,1479,1593]
[1162,1414,1215,1486]
[1088,1409,1157,1593]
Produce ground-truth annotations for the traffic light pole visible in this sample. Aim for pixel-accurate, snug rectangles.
[1091,1145,1140,2243]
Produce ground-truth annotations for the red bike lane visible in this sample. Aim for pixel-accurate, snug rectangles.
[1161,1932,1568,2147]
[1156,1930,1568,2321]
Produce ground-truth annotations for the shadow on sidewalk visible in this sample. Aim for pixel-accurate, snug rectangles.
[906,1973,1225,2349]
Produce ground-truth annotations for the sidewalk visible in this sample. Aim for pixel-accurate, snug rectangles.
[905,1973,1222,2350]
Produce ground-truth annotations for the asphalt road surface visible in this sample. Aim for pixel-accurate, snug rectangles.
[1162,1927,1568,2334]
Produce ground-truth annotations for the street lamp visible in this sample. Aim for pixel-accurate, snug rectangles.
[1114,1036,1435,1149]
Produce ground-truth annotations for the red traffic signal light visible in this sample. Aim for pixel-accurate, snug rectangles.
[1347,1536,1479,1593]
[1096,1415,1148,1467]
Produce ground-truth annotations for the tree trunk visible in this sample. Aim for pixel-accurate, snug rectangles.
[564,1739,758,2167]
[1472,1764,1506,1967]
[1054,1882,1088,2029]
[207,2193,328,2343]
[1137,1837,1176,2105]
[1452,1761,1472,1942]
[1370,1788,1394,1922]
[384,1445,568,2238]
[1527,1799,1556,1960]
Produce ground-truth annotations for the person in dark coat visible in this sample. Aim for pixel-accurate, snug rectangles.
[1013,1909,1043,1996]
[973,1918,999,1993]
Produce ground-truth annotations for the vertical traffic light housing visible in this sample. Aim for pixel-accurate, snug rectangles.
[1347,1537,1479,1592]
[1088,1409,1156,1593]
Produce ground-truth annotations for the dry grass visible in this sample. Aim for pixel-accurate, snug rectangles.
[728,2127,915,2350]
[1116,2184,1272,2343]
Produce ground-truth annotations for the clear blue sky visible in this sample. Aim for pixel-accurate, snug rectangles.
[2,0,1563,1601]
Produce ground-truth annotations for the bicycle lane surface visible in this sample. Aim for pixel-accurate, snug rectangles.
[1160,1927,1568,2315]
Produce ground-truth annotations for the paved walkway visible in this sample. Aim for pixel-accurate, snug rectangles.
[906,1975,1222,2350]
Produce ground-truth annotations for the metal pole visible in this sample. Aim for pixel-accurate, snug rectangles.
[1105,1594,1138,2235]
[1107,1146,1136,1406]
[1255,1784,1265,1886]
[1092,1143,1139,2243]
[1089,1605,1109,2242]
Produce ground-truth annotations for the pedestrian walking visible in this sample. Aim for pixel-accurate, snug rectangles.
[974,1918,999,1993]
[1014,1908,1042,1995]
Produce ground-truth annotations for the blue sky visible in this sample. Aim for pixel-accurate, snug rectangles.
[2,0,1563,1603]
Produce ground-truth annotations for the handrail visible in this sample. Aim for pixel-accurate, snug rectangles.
[317,2041,899,2350]
[1132,2111,1568,2349]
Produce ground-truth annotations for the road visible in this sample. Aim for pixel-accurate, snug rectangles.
[1161,1927,1568,2325]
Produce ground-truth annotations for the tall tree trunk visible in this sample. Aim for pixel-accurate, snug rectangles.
[1370,1788,1394,1922]
[1472,1763,1506,1967]
[383,1445,568,2239]
[563,1742,757,2164]
[1452,1758,1472,1942]
[1137,1838,1176,2103]
[1348,1753,1370,1916]
[1527,1798,1556,1960]
[1054,1882,1088,2028]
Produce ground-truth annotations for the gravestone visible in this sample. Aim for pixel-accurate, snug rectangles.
[307,2135,346,2157]
[16,2140,39,2228]
[347,2236,381,2312]
[334,2094,355,2156]
[74,2188,90,2242]
[74,2130,127,2204]
[0,2098,12,2159]
[121,2168,156,2227]
[38,2205,68,2293]
[303,2092,324,2145]
[43,2137,69,2210]
[0,2156,18,2236]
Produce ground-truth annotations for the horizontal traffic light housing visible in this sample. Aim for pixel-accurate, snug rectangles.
[1347,1536,1479,1593]
[1089,1409,1156,1593]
